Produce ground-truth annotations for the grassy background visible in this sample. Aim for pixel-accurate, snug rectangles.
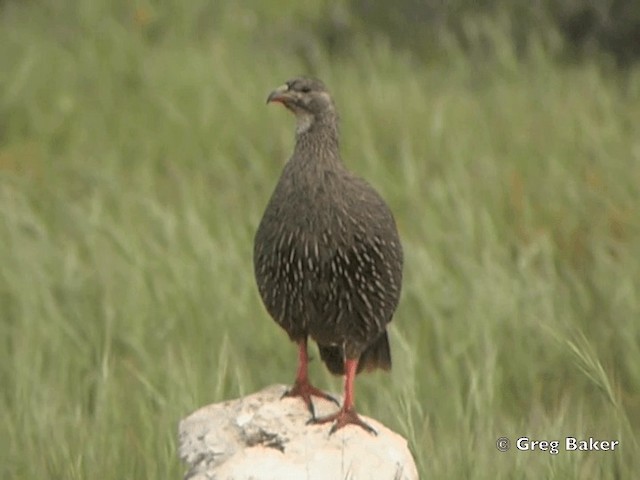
[1,1,639,478]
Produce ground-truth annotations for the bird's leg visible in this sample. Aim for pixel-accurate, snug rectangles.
[282,338,340,417]
[309,357,377,435]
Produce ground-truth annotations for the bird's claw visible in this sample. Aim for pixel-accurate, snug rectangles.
[309,406,378,435]
[282,380,339,418]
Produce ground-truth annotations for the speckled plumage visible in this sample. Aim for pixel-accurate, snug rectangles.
[254,77,403,375]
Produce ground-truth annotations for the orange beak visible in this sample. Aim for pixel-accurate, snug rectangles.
[266,84,291,104]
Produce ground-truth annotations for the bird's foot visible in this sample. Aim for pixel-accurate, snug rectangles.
[282,379,340,417]
[308,406,378,435]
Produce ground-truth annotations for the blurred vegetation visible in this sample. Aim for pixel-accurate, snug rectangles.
[0,0,639,479]
[337,0,640,66]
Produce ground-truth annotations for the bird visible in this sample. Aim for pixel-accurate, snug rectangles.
[253,77,403,434]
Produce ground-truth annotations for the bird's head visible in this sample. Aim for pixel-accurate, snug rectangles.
[267,77,336,135]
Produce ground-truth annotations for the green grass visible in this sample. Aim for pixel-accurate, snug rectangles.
[1,1,639,478]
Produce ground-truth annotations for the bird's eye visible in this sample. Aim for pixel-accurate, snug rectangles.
[300,86,311,93]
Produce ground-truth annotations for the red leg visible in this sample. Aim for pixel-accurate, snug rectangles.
[283,338,339,417]
[309,358,377,435]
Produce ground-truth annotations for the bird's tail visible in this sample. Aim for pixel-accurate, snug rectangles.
[358,331,392,373]
[318,331,392,375]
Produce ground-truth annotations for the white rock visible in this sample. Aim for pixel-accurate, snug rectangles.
[178,384,418,480]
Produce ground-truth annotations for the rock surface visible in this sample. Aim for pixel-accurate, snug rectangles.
[178,384,418,480]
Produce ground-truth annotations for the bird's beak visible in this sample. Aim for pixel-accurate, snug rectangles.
[266,84,291,104]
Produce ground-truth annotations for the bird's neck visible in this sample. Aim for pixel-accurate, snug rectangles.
[293,112,341,168]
